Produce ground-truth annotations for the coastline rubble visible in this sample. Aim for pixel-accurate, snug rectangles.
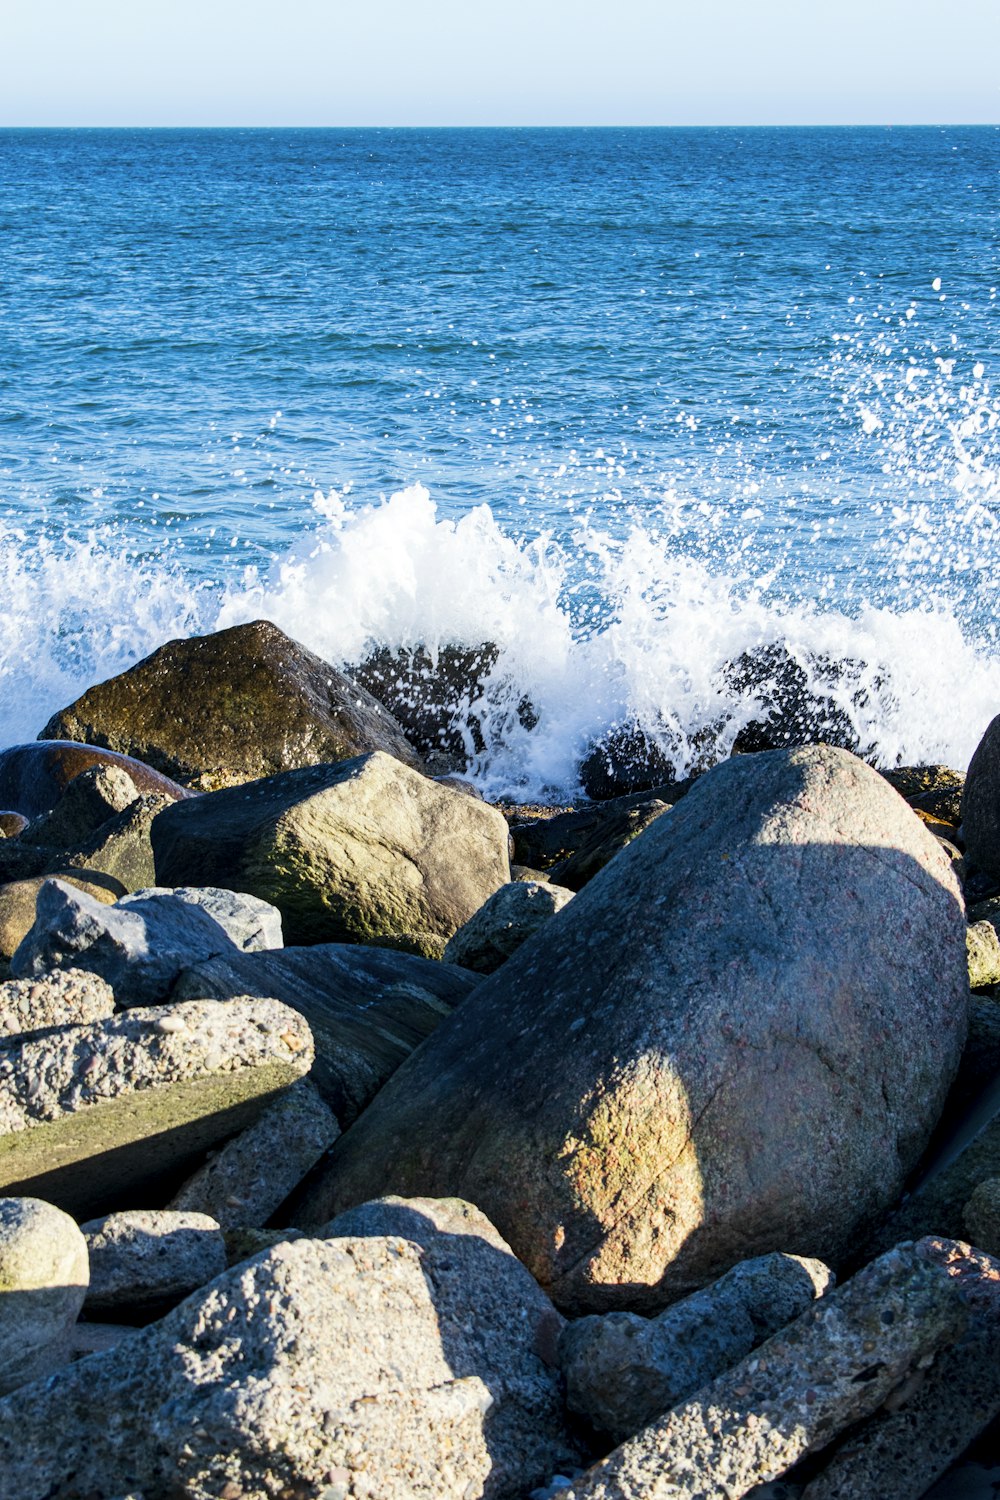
[1,618,1000,1497]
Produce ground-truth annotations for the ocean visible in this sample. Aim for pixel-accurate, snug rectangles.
[2,125,998,800]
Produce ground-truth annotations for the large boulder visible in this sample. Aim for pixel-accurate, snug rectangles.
[0,996,313,1217]
[172,943,478,1123]
[152,751,511,952]
[962,713,1000,877]
[11,880,283,1005]
[42,619,423,790]
[0,1230,582,1499]
[0,741,190,820]
[298,746,968,1312]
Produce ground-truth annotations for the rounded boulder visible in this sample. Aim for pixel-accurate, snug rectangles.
[301,745,969,1311]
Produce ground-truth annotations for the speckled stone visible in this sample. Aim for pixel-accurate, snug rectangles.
[169,1079,339,1228]
[559,1252,833,1441]
[82,1209,226,1312]
[444,879,575,973]
[0,1196,89,1394]
[0,995,313,1217]
[0,968,115,1038]
[559,1239,969,1500]
[800,1240,1000,1500]
[0,1232,582,1499]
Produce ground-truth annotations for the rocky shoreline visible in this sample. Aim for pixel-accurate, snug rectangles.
[2,618,1000,1497]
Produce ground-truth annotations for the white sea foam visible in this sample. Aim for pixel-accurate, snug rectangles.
[3,483,1000,801]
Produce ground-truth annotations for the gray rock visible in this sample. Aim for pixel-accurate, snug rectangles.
[0,968,115,1038]
[0,995,313,1217]
[0,1232,582,1499]
[298,746,968,1311]
[549,800,671,890]
[169,1079,339,1227]
[0,872,125,973]
[151,750,511,953]
[82,1209,226,1313]
[964,1178,1000,1255]
[24,764,139,848]
[171,943,478,1124]
[444,880,575,974]
[558,1253,834,1441]
[963,716,1000,878]
[11,880,283,1004]
[968,920,1000,988]
[42,618,423,789]
[800,1240,1000,1500]
[323,1196,584,1487]
[508,782,694,871]
[0,1196,89,1394]
[559,1239,969,1500]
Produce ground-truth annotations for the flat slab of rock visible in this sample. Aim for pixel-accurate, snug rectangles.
[0,996,313,1218]
[169,1079,339,1228]
[561,1239,969,1500]
[11,880,283,1005]
[0,1230,581,1499]
[82,1209,226,1313]
[0,741,190,819]
[0,968,115,1038]
[800,1239,1000,1500]
[0,1196,89,1394]
[300,746,968,1311]
[172,943,478,1123]
[42,619,423,789]
[152,751,511,952]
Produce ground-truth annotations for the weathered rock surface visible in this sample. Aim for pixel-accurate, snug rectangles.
[0,1196,89,1395]
[882,764,965,803]
[0,968,115,1038]
[0,813,28,839]
[0,872,124,972]
[152,750,511,952]
[963,715,1000,878]
[579,722,679,801]
[444,880,574,974]
[0,740,190,819]
[549,799,670,890]
[324,1196,583,1488]
[11,880,283,1004]
[0,996,313,1217]
[0,795,176,895]
[42,619,423,790]
[299,746,968,1311]
[169,1079,339,1227]
[559,1252,833,1441]
[800,1240,1000,1500]
[725,642,862,757]
[24,764,140,847]
[560,1239,969,1500]
[0,1232,581,1499]
[172,943,478,1123]
[964,1178,1000,1255]
[968,919,1000,988]
[82,1209,227,1313]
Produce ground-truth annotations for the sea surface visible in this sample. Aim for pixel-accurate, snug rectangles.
[1,126,999,799]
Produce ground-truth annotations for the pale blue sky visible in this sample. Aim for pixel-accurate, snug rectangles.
[4,0,998,127]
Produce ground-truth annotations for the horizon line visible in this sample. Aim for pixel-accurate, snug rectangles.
[2,120,998,131]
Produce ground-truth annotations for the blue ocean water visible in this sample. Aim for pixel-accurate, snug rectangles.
[1,126,999,797]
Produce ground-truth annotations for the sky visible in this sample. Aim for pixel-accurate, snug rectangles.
[3,0,999,127]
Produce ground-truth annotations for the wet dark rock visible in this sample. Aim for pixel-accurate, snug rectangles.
[508,779,695,871]
[42,619,423,791]
[0,740,190,819]
[548,798,670,890]
[725,642,862,756]
[351,641,536,772]
[578,722,678,801]
[963,715,1000,879]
